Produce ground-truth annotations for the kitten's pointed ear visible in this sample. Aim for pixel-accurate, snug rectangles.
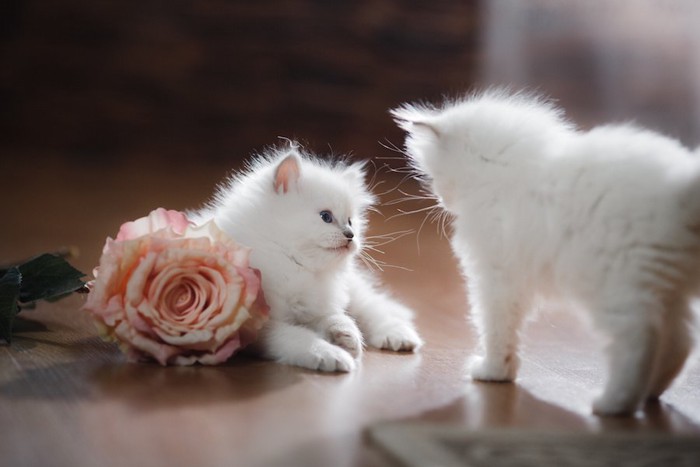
[390,106,441,138]
[273,152,302,194]
[410,121,441,138]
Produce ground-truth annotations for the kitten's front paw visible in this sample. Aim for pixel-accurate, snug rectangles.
[368,322,423,352]
[470,354,519,382]
[306,342,356,373]
[327,321,363,358]
[592,392,640,417]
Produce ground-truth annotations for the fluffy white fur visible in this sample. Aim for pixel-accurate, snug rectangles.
[192,143,422,372]
[392,90,700,416]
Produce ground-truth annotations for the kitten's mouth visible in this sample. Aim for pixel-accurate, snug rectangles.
[325,242,355,254]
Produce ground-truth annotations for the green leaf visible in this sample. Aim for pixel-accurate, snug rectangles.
[17,253,86,303]
[0,268,21,343]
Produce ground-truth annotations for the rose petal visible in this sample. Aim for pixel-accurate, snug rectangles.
[154,327,214,348]
[197,336,242,365]
[113,321,180,366]
[116,208,191,241]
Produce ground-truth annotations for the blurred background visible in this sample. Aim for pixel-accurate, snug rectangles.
[3,0,699,164]
[2,0,700,269]
[3,4,700,464]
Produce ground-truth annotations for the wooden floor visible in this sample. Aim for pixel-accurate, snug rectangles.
[2,160,699,467]
[3,1,700,465]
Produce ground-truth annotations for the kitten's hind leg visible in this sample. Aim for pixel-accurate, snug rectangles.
[469,275,528,382]
[258,320,356,372]
[648,303,693,399]
[593,298,662,416]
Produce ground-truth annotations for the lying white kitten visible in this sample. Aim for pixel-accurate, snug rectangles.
[192,143,422,372]
[392,90,700,415]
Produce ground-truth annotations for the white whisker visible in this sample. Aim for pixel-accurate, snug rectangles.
[358,251,381,272]
[365,247,387,257]
[439,209,452,239]
[383,189,438,206]
[414,205,438,253]
[378,139,408,156]
[387,204,440,221]
[358,250,413,272]
[364,229,415,248]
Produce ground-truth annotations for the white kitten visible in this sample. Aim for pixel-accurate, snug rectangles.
[392,90,700,415]
[192,143,422,372]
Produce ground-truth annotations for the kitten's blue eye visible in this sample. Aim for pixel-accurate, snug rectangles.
[320,210,333,223]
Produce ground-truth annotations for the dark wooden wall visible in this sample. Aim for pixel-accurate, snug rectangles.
[1,0,482,165]
[2,0,698,167]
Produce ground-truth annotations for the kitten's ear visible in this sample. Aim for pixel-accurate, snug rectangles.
[390,106,441,139]
[273,152,302,194]
[410,121,441,138]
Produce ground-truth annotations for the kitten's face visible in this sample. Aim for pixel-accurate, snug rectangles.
[419,160,458,212]
[305,202,358,262]
[391,107,476,214]
[405,129,461,213]
[268,153,374,272]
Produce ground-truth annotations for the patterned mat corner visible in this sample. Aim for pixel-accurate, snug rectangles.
[369,424,700,467]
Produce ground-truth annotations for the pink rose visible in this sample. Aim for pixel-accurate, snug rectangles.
[83,208,268,365]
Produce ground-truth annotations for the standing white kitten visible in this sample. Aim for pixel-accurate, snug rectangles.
[392,90,700,415]
[192,143,422,372]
